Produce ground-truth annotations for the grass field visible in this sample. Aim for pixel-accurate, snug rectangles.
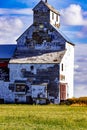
[0,105,87,130]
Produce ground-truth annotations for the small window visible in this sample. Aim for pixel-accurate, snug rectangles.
[61,64,63,71]
[56,14,58,21]
[30,65,34,70]
[52,12,54,20]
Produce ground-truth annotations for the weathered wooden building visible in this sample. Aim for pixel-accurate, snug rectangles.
[0,45,16,103]
[0,0,75,104]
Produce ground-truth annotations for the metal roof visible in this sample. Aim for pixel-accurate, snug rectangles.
[0,44,16,59]
[58,29,74,45]
[53,25,75,46]
[10,50,66,64]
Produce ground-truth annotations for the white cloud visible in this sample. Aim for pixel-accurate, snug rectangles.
[76,26,87,38]
[74,85,87,97]
[17,0,39,5]
[74,44,87,97]
[0,8,33,44]
[0,17,23,44]
[61,4,87,25]
[0,8,33,15]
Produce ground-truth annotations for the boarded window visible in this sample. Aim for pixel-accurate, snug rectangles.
[16,84,26,92]
[60,75,65,81]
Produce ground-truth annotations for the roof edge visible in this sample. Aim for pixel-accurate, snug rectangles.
[16,24,33,41]
[50,24,75,46]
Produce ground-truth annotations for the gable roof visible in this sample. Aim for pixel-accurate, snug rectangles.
[52,25,75,46]
[9,50,66,64]
[0,44,16,59]
[33,0,60,15]
[16,24,33,41]
[58,29,75,46]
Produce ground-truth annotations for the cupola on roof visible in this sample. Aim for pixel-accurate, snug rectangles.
[33,0,60,28]
[33,0,60,15]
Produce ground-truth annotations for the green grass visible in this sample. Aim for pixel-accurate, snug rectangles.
[0,105,87,130]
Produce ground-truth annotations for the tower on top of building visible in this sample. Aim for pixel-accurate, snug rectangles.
[33,0,60,28]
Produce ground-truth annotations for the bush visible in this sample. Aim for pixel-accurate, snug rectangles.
[60,97,87,105]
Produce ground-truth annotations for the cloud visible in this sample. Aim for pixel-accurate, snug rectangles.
[60,26,87,44]
[0,8,33,44]
[76,26,87,38]
[74,85,87,97]
[61,4,87,25]
[17,0,38,3]
[0,17,23,44]
[0,8,33,15]
[74,44,87,97]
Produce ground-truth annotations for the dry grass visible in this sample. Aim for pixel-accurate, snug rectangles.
[71,103,87,106]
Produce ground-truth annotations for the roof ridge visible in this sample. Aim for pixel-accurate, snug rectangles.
[44,2,60,14]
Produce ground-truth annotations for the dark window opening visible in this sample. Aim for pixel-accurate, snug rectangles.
[30,65,34,70]
[56,14,58,21]
[0,67,9,81]
[62,64,63,71]
[51,34,54,40]
[52,12,54,20]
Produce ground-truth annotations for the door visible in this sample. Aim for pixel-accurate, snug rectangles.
[60,83,67,101]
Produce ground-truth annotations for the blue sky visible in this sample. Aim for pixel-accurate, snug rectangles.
[0,0,87,97]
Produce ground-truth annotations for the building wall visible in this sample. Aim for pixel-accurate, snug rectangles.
[60,42,74,98]
[0,80,15,103]
[33,1,50,24]
[16,23,66,53]
[8,63,60,101]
